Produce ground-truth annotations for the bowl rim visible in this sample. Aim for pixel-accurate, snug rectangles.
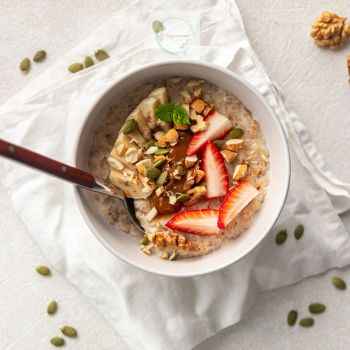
[72,59,291,277]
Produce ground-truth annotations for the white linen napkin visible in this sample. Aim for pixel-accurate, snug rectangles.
[1,1,350,350]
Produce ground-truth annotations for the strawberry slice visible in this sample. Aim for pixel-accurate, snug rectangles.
[165,209,221,236]
[218,181,259,229]
[186,111,232,155]
[202,141,229,198]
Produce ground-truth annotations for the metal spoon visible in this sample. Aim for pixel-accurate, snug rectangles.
[0,138,144,233]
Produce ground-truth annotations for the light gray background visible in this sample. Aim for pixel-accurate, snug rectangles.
[1,0,350,349]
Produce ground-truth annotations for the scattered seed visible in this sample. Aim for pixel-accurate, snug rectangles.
[287,310,298,326]
[95,49,109,61]
[294,224,304,240]
[140,235,150,246]
[155,148,170,155]
[50,336,65,347]
[84,56,94,68]
[144,140,155,150]
[228,127,244,139]
[36,265,51,276]
[309,303,326,314]
[61,325,78,338]
[153,158,166,168]
[213,140,225,149]
[122,119,137,134]
[176,193,190,203]
[332,276,347,290]
[275,229,287,245]
[146,167,161,180]
[156,171,168,186]
[299,317,314,328]
[68,63,84,73]
[19,58,31,73]
[33,50,47,62]
[47,300,58,315]
[152,20,165,33]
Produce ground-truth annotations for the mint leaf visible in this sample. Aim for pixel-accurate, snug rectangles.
[155,103,190,125]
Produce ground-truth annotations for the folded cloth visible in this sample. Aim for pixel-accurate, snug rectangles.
[1,1,350,350]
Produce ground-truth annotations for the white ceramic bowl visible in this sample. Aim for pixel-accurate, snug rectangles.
[73,60,290,277]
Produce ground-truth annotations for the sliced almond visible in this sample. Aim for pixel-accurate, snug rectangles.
[146,207,158,222]
[224,139,244,152]
[221,150,237,163]
[185,155,198,168]
[232,164,248,181]
[191,98,207,114]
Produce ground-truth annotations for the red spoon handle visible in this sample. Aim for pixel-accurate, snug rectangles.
[0,138,96,188]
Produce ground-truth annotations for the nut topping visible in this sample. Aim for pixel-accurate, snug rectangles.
[220,150,237,163]
[232,164,248,181]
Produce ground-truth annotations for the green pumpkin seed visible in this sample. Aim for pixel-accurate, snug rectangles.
[153,158,166,168]
[68,63,84,73]
[19,58,31,73]
[294,224,304,240]
[332,276,347,290]
[287,310,298,326]
[61,325,78,338]
[50,336,65,347]
[84,56,94,68]
[33,50,47,62]
[228,127,244,139]
[95,49,109,61]
[176,193,190,203]
[213,140,225,149]
[299,317,314,328]
[140,235,150,246]
[308,303,326,314]
[146,167,161,180]
[36,265,51,276]
[122,119,137,134]
[47,300,58,315]
[155,148,170,155]
[156,171,168,186]
[152,20,165,33]
[275,229,287,245]
[144,140,155,150]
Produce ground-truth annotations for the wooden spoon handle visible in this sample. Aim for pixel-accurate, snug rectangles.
[0,138,97,188]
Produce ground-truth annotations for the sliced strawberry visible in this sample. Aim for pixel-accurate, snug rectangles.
[218,181,259,229]
[202,141,229,198]
[165,209,221,236]
[186,111,232,155]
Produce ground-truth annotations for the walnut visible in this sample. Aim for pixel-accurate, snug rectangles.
[310,11,350,48]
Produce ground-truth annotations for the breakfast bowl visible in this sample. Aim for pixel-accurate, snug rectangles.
[73,60,290,277]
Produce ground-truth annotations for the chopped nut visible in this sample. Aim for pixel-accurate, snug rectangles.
[186,185,207,205]
[136,159,152,176]
[168,194,177,205]
[190,114,207,133]
[224,139,244,152]
[183,170,195,191]
[165,128,179,144]
[173,165,186,179]
[232,164,248,181]
[310,11,350,48]
[145,146,158,155]
[146,207,158,222]
[185,155,198,168]
[125,147,141,163]
[191,98,207,114]
[155,186,165,197]
[221,150,237,163]
[141,246,152,255]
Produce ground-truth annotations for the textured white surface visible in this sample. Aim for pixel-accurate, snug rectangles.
[1,1,350,349]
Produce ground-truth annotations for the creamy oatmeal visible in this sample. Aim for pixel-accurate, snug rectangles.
[89,78,269,260]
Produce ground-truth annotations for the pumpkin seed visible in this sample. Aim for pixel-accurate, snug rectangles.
[287,310,298,326]
[153,158,166,168]
[309,303,326,314]
[146,167,161,180]
[95,49,109,61]
[213,140,225,149]
[152,20,165,33]
[176,193,190,203]
[36,265,51,276]
[275,229,287,245]
[140,235,150,246]
[33,50,47,62]
[155,148,170,155]
[228,127,244,139]
[19,58,31,73]
[84,56,94,68]
[47,300,58,315]
[156,171,168,186]
[299,317,314,328]
[61,325,78,338]
[50,336,65,347]
[294,224,304,240]
[332,276,347,290]
[68,62,84,73]
[122,119,137,134]
[144,140,155,150]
